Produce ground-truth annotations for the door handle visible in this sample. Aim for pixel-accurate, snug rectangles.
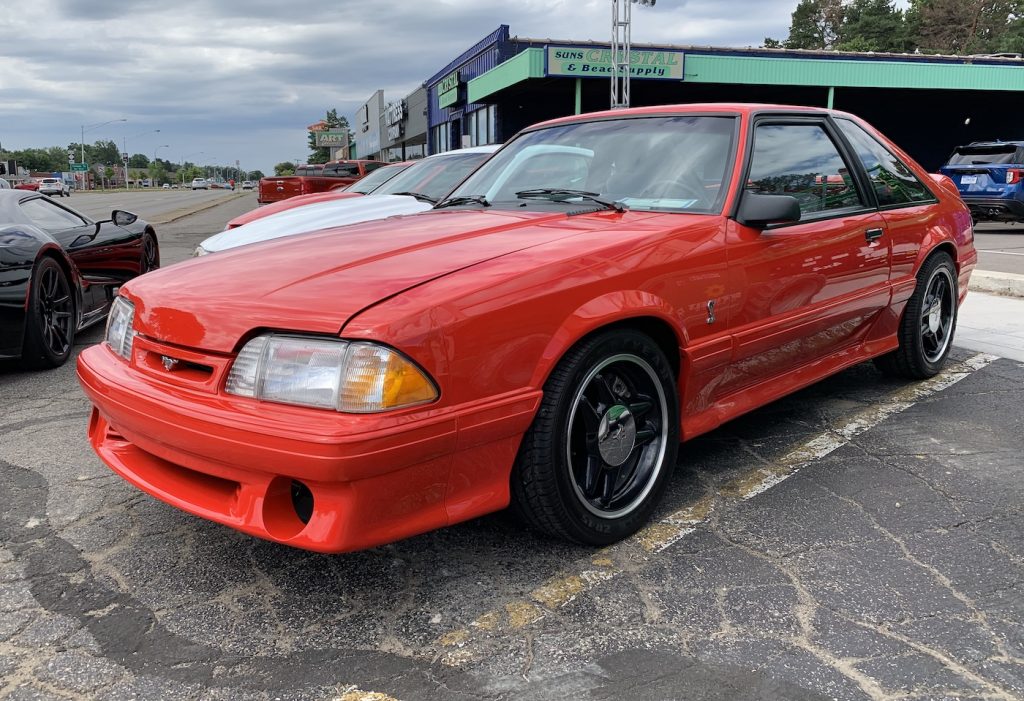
[865,228,884,242]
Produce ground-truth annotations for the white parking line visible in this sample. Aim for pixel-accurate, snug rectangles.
[977,249,1024,256]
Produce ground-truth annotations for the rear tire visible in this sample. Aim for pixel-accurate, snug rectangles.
[875,251,957,379]
[21,257,75,369]
[511,330,679,545]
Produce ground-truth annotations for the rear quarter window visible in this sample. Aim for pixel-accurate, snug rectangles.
[835,118,934,207]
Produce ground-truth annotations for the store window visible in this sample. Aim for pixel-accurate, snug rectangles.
[467,106,497,146]
[433,124,450,153]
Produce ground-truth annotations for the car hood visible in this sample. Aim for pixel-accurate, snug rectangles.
[201,195,428,252]
[124,208,633,353]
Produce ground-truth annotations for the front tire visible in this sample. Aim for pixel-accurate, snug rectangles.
[511,330,680,545]
[21,257,75,369]
[140,232,160,273]
[876,251,958,379]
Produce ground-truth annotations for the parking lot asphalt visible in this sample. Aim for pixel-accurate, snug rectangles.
[974,224,1024,277]
[0,198,1021,700]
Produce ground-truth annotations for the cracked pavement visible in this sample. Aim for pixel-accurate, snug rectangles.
[0,197,1021,700]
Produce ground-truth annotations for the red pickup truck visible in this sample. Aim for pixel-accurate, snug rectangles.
[257,160,385,204]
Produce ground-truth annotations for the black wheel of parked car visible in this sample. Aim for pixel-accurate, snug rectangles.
[511,330,679,545]
[876,251,958,379]
[21,257,75,368]
[141,232,159,273]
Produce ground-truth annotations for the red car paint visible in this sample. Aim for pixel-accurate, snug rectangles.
[77,104,976,553]
[257,160,384,205]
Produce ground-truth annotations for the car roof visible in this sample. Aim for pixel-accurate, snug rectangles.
[423,144,501,160]
[527,102,837,131]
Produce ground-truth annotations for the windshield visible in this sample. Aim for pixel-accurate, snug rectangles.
[347,163,410,194]
[446,116,736,212]
[947,145,1023,166]
[375,152,493,200]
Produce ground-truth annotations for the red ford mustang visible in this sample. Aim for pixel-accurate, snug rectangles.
[77,104,975,553]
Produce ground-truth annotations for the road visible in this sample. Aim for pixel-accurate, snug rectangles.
[974,223,1024,276]
[0,197,1021,700]
[68,189,252,226]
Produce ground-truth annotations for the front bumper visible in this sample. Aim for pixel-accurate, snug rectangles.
[77,343,540,552]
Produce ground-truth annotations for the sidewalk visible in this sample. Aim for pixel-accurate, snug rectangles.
[957,290,1024,361]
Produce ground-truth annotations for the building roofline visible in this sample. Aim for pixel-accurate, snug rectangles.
[510,35,1024,66]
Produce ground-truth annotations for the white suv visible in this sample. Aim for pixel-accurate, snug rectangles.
[39,178,70,197]
[191,178,209,190]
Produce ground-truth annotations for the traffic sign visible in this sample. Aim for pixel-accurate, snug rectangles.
[71,163,89,172]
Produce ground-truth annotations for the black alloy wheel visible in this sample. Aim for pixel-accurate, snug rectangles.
[22,257,75,368]
[512,330,679,545]
[141,233,159,273]
[876,251,958,379]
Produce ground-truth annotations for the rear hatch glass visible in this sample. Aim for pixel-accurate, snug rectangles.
[941,144,1024,195]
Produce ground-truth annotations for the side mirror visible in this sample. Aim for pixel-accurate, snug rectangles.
[112,210,138,227]
[736,193,801,229]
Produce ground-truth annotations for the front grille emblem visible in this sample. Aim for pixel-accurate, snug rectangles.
[161,356,179,371]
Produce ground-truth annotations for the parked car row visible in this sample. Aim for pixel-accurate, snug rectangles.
[69,103,976,557]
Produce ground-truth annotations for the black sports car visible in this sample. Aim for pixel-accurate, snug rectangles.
[0,191,159,368]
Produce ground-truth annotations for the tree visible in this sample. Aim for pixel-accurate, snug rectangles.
[128,154,150,168]
[784,0,847,49]
[249,169,265,181]
[274,161,296,176]
[307,108,350,164]
[149,160,168,185]
[837,0,911,52]
[907,0,1022,54]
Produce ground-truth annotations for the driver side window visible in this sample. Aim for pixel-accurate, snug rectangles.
[20,198,88,232]
[747,123,864,217]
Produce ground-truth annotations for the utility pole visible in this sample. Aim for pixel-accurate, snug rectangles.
[611,0,656,110]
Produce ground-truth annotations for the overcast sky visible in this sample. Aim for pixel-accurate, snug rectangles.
[2,0,809,174]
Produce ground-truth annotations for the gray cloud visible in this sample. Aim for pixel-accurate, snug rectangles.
[1,0,795,172]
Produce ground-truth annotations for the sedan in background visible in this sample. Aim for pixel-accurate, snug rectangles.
[78,104,974,553]
[241,181,255,190]
[195,146,498,255]
[1,190,159,368]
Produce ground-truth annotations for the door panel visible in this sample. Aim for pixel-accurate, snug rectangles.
[719,121,892,396]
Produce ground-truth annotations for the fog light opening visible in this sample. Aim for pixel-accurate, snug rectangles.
[291,480,314,525]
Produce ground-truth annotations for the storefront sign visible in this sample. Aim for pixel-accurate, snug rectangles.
[315,130,348,147]
[438,70,460,108]
[546,46,685,80]
[384,100,406,142]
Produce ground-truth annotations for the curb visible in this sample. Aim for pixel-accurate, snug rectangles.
[969,270,1024,299]
[151,192,249,226]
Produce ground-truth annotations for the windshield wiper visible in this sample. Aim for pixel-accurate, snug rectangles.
[435,194,491,209]
[515,188,627,213]
[391,191,437,203]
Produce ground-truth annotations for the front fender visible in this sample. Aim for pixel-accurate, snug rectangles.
[527,290,685,389]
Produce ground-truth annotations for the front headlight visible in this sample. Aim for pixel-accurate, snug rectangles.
[224,334,438,413]
[105,296,135,360]
[193,245,210,257]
